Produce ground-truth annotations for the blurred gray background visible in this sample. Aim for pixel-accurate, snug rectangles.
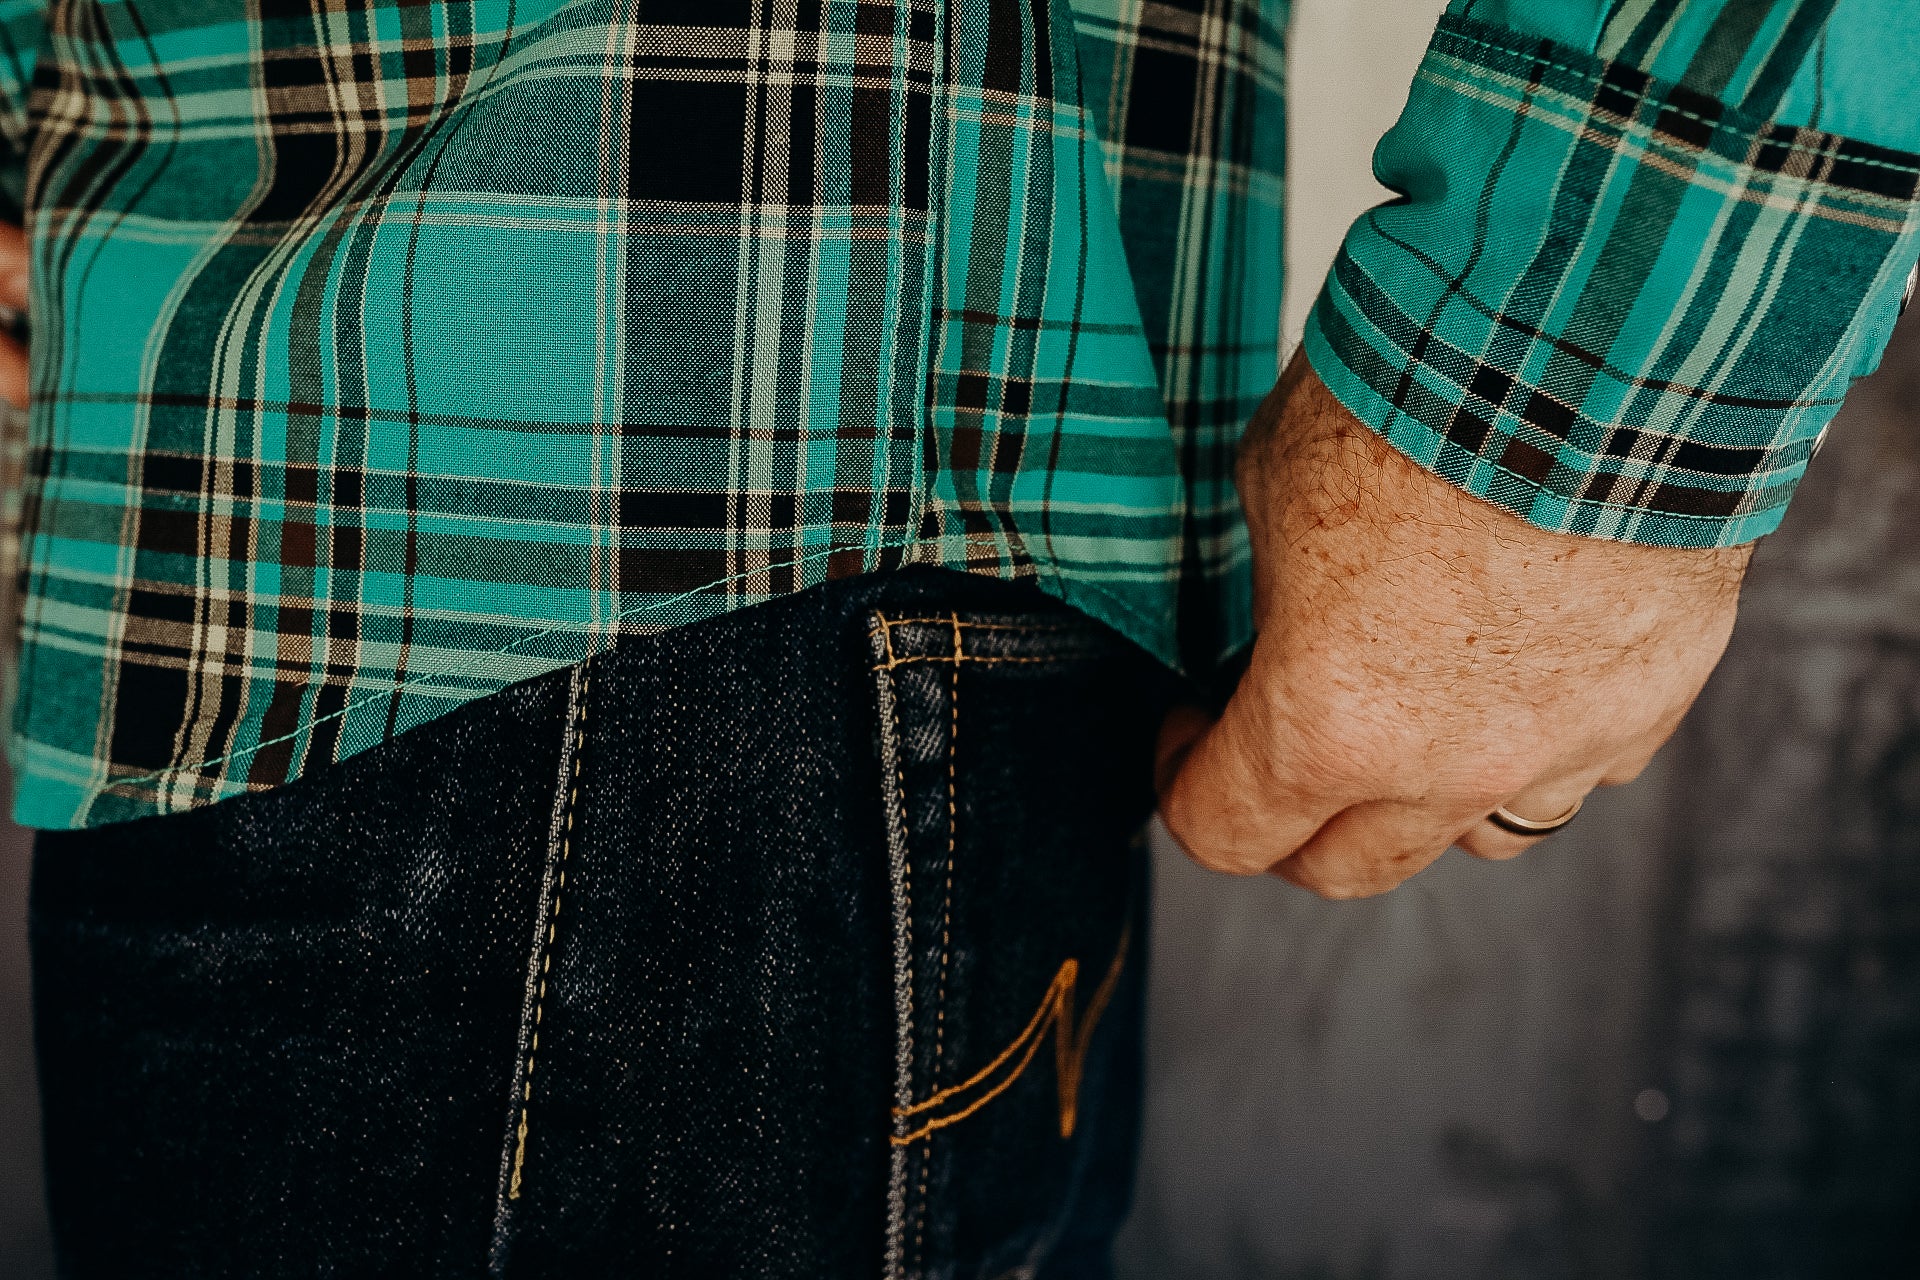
[3,1,1916,1274]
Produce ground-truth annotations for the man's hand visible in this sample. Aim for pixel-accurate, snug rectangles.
[0,220,26,408]
[1157,355,1751,898]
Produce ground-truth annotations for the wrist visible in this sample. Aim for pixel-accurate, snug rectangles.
[1238,356,1754,641]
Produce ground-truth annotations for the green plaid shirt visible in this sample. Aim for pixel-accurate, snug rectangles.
[1,0,1914,828]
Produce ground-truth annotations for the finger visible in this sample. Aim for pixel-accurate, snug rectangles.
[1157,691,1347,878]
[1154,702,1212,798]
[1454,774,1595,862]
[1599,688,1706,787]
[0,331,25,410]
[1272,799,1461,899]
[1599,733,1666,787]
[0,221,25,312]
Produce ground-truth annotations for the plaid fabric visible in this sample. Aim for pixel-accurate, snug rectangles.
[5,0,1917,829]
[1306,0,1920,546]
[1,0,1285,827]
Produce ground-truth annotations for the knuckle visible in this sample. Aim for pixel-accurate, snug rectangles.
[1160,744,1317,877]
[1157,786,1195,845]
[1603,758,1650,786]
[1159,801,1271,879]
[1191,844,1271,878]
[1466,837,1532,862]
[1320,874,1399,900]
[1282,860,1391,901]
[1455,829,1497,859]
[1265,704,1380,796]
[1455,756,1537,809]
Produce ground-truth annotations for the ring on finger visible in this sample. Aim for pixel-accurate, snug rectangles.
[1486,797,1584,836]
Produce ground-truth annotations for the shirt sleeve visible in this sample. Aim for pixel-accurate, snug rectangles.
[0,0,44,221]
[1301,0,1920,548]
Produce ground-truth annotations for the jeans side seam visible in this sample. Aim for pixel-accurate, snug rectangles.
[873,612,917,1280]
[488,660,591,1273]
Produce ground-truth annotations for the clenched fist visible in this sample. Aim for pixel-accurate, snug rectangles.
[0,219,25,408]
[1157,354,1751,899]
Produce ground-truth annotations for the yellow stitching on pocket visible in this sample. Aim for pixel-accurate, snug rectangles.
[936,614,958,1087]
[890,926,1130,1147]
[875,611,902,666]
[866,612,1089,672]
[874,617,1083,632]
[868,654,1063,671]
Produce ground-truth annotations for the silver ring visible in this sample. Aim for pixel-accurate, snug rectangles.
[1486,797,1583,836]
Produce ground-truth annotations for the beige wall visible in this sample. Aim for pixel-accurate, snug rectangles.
[1120,3,1920,1275]
[1283,0,1448,347]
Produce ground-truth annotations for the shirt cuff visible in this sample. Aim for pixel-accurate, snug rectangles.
[1303,13,1920,549]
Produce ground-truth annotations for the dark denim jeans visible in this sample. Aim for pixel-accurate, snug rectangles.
[30,568,1173,1279]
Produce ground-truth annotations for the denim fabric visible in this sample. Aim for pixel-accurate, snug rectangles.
[29,568,1172,1279]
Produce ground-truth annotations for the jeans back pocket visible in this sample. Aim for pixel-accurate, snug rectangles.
[870,607,1165,1279]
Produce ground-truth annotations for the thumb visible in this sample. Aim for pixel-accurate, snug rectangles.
[1154,689,1342,876]
[1154,702,1214,801]
[0,221,26,312]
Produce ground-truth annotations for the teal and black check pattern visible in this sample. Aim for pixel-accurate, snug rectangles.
[0,0,1282,826]
[0,0,1913,828]
[1307,1,1920,546]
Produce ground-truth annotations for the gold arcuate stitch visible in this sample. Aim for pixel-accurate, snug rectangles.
[890,927,1132,1147]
